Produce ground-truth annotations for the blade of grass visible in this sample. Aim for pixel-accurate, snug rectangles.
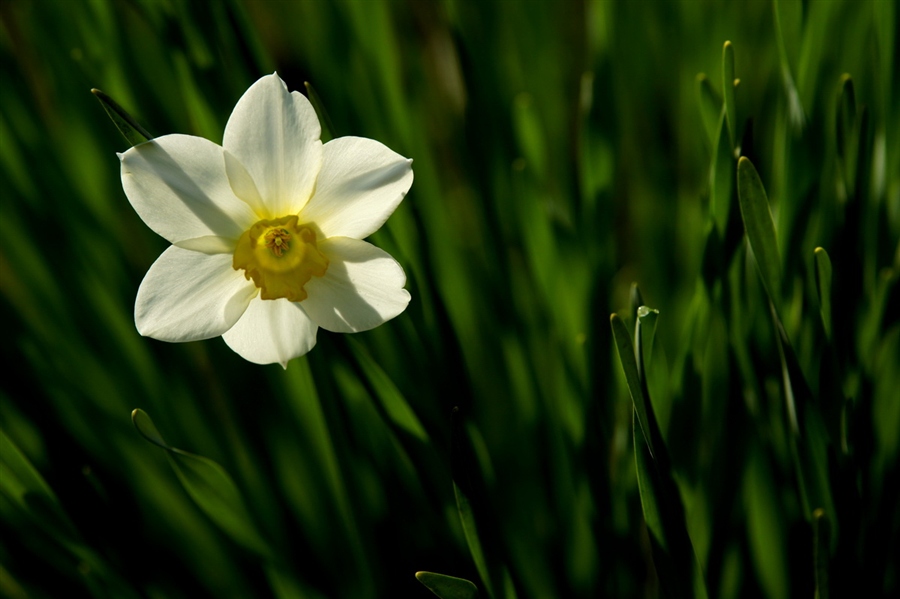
[0,429,77,541]
[836,75,858,195]
[611,313,655,458]
[711,112,734,235]
[131,409,271,557]
[451,407,495,599]
[772,0,805,130]
[612,312,707,598]
[696,73,722,148]
[737,156,782,306]
[347,338,429,443]
[91,89,153,146]
[304,81,336,142]
[722,41,737,152]
[416,571,480,599]
[814,247,833,340]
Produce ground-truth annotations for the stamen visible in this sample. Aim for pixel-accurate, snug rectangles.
[265,228,292,257]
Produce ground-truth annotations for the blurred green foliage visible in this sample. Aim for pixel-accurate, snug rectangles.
[1,0,897,597]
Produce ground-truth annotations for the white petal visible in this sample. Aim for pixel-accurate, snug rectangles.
[135,246,257,342]
[121,135,259,244]
[300,137,413,239]
[224,149,265,211]
[223,73,323,217]
[222,297,318,367]
[301,237,410,333]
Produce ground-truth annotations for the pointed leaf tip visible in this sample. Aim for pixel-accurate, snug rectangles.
[131,409,169,449]
[722,41,737,152]
[416,571,480,599]
[92,88,153,146]
[303,81,336,142]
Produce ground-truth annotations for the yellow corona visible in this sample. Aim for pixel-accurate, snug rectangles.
[233,215,329,302]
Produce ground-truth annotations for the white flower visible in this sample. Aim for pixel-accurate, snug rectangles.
[119,73,413,367]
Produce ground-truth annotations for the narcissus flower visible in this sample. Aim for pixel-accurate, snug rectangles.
[119,74,413,367]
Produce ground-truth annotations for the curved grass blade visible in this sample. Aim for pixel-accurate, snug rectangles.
[770,313,837,524]
[611,313,655,458]
[1,430,140,597]
[304,81,336,143]
[416,571,480,599]
[737,157,782,306]
[633,414,664,544]
[91,89,153,146]
[347,338,429,442]
[451,407,495,599]
[613,309,708,598]
[0,429,77,541]
[131,409,270,557]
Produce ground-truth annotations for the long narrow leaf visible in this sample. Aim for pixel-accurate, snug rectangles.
[613,311,707,599]
[737,156,782,305]
[131,409,270,557]
[814,247,833,339]
[416,571,480,599]
[348,338,429,442]
[91,89,153,146]
[0,429,76,540]
[722,41,737,151]
[451,408,495,599]
[304,81,336,143]
[696,73,722,148]
[611,313,655,458]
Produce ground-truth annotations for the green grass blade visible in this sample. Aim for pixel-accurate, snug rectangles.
[131,409,271,557]
[635,306,659,391]
[772,0,805,130]
[629,283,644,329]
[615,307,707,599]
[771,314,837,523]
[0,429,77,540]
[633,404,707,599]
[91,88,153,146]
[696,73,722,148]
[814,247,833,339]
[745,445,789,599]
[451,408,495,599]
[633,414,664,545]
[131,407,169,449]
[722,41,737,152]
[711,112,734,234]
[347,339,429,442]
[416,571,480,599]
[611,313,655,458]
[304,81,336,142]
[737,156,782,305]
[836,75,857,193]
